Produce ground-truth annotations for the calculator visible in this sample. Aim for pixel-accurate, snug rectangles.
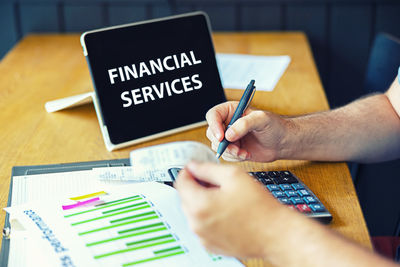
[168,168,332,224]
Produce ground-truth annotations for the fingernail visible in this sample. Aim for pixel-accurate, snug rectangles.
[230,146,239,155]
[186,161,198,171]
[238,150,249,160]
[226,128,235,140]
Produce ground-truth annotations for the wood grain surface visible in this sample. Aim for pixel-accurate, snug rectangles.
[0,33,372,266]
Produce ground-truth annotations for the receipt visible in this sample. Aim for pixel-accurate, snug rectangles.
[93,141,218,183]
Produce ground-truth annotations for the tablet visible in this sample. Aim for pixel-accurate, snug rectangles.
[80,12,226,151]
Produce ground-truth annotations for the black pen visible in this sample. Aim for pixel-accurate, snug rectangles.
[216,80,256,158]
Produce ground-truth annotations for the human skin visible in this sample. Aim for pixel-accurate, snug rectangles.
[175,77,400,266]
[206,79,400,163]
[175,162,398,267]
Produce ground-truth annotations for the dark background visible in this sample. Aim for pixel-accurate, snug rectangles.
[1,0,400,108]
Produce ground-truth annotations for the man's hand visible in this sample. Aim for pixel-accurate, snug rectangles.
[207,78,400,163]
[205,101,290,162]
[174,162,398,267]
[174,161,285,258]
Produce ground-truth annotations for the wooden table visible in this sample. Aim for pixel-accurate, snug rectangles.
[0,33,372,266]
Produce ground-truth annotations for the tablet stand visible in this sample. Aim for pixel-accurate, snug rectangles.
[45,92,94,113]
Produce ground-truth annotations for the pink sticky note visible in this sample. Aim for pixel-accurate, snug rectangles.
[62,197,100,210]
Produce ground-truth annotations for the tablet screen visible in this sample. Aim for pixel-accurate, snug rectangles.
[81,12,225,147]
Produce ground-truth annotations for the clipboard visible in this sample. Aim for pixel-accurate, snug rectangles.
[0,158,130,267]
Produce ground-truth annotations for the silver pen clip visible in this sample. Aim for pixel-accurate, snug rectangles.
[3,227,11,239]
[244,86,256,111]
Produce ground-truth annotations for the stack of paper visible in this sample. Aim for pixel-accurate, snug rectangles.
[5,141,242,267]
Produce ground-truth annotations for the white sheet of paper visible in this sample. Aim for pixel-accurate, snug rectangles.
[6,182,243,267]
[8,170,114,267]
[216,53,291,91]
[8,233,27,267]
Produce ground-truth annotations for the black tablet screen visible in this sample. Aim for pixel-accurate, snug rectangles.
[82,13,225,145]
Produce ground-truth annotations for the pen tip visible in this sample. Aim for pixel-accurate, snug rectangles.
[215,153,221,159]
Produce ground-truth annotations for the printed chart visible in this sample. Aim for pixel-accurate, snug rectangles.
[6,182,243,267]
[63,194,186,266]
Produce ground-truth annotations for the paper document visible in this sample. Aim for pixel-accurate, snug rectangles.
[128,141,218,182]
[5,141,230,267]
[92,167,170,183]
[8,170,107,267]
[93,167,137,182]
[216,53,291,91]
[6,182,243,267]
[11,170,105,206]
[94,141,218,183]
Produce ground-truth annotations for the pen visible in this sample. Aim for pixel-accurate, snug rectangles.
[216,80,256,159]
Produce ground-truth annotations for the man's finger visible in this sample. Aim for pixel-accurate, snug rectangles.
[185,161,238,186]
[205,102,238,141]
[211,142,242,161]
[175,168,208,202]
[211,141,219,152]
[221,144,250,161]
[205,105,226,141]
[221,153,241,162]
[206,127,220,145]
[225,110,268,142]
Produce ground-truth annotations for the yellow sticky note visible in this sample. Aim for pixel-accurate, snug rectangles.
[69,191,107,201]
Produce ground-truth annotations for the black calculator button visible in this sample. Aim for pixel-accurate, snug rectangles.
[256,172,268,177]
[281,171,292,176]
[261,177,274,184]
[257,178,265,184]
[274,176,297,184]
[261,179,273,185]
[267,171,281,177]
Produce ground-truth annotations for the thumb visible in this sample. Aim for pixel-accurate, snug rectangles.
[225,110,268,142]
[185,161,236,187]
[174,168,209,201]
[174,168,206,192]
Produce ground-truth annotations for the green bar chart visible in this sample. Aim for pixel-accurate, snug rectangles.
[62,194,186,266]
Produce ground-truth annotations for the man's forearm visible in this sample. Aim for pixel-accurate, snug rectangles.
[278,93,400,163]
[259,206,397,267]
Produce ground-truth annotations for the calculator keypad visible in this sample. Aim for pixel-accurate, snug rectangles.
[169,168,332,224]
[250,171,332,223]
